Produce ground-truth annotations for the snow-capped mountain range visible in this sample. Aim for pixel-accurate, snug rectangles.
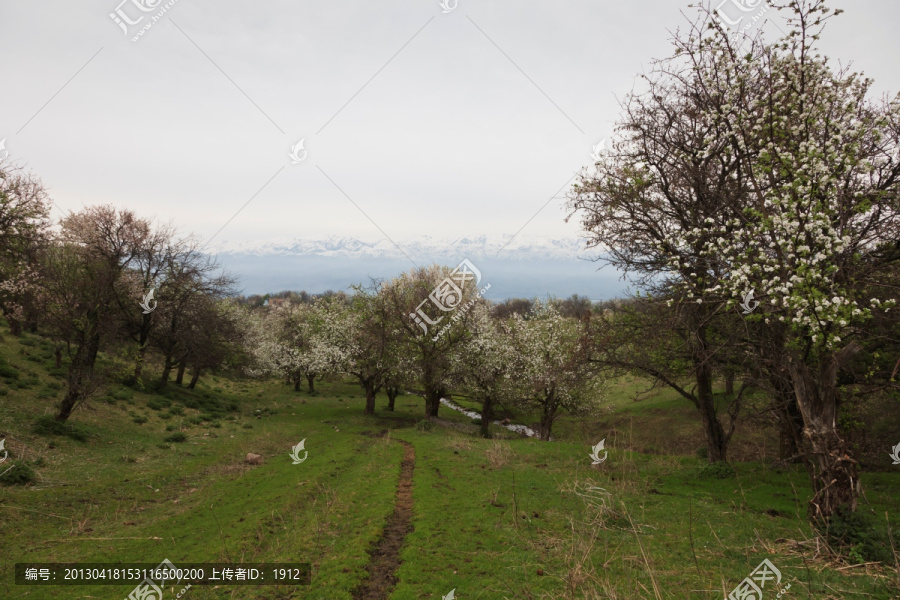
[210,235,594,261]
[209,235,626,299]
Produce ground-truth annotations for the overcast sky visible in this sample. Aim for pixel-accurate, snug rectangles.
[2,0,899,253]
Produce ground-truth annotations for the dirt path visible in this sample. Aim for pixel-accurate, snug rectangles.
[351,440,415,600]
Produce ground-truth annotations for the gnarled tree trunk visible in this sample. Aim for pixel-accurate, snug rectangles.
[787,344,862,519]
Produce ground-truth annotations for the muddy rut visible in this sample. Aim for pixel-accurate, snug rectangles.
[351,440,415,600]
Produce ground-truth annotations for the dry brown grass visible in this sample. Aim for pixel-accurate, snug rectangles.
[485,439,514,469]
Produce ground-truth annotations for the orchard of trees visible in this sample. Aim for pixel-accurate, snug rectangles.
[0,0,896,549]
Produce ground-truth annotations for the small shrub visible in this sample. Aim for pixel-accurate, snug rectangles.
[210,422,221,429]
[242,423,253,429]
[112,388,133,401]
[165,425,177,432]
[31,416,89,442]
[146,398,170,411]
[16,377,40,389]
[133,416,148,425]
[164,432,187,443]
[415,420,435,432]
[187,416,203,426]
[823,506,893,564]
[169,406,184,416]
[47,367,67,379]
[695,446,708,459]
[0,362,19,379]
[184,399,200,409]
[0,461,37,486]
[699,462,735,479]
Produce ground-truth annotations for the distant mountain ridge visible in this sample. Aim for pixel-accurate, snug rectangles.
[210,235,593,261]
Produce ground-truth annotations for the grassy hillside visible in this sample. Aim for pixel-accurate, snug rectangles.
[0,328,898,599]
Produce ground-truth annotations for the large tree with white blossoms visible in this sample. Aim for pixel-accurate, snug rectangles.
[450,302,516,438]
[572,0,899,516]
[325,284,403,415]
[689,2,900,517]
[382,264,481,418]
[506,302,602,441]
[258,298,348,394]
[566,0,768,461]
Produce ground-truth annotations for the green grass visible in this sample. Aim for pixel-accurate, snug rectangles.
[0,329,897,599]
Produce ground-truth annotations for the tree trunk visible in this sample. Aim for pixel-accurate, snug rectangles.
[54,345,63,368]
[538,401,557,441]
[424,389,443,418]
[787,346,862,519]
[188,365,201,389]
[306,373,315,394]
[132,323,150,382]
[363,380,377,415]
[293,376,301,392]
[132,343,147,382]
[385,386,399,411]
[725,371,735,397]
[175,358,187,385]
[57,329,100,422]
[777,389,805,463]
[160,356,173,386]
[480,395,494,439]
[696,363,729,463]
[7,317,22,336]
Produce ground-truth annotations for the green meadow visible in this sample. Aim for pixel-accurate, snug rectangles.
[1,329,897,599]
